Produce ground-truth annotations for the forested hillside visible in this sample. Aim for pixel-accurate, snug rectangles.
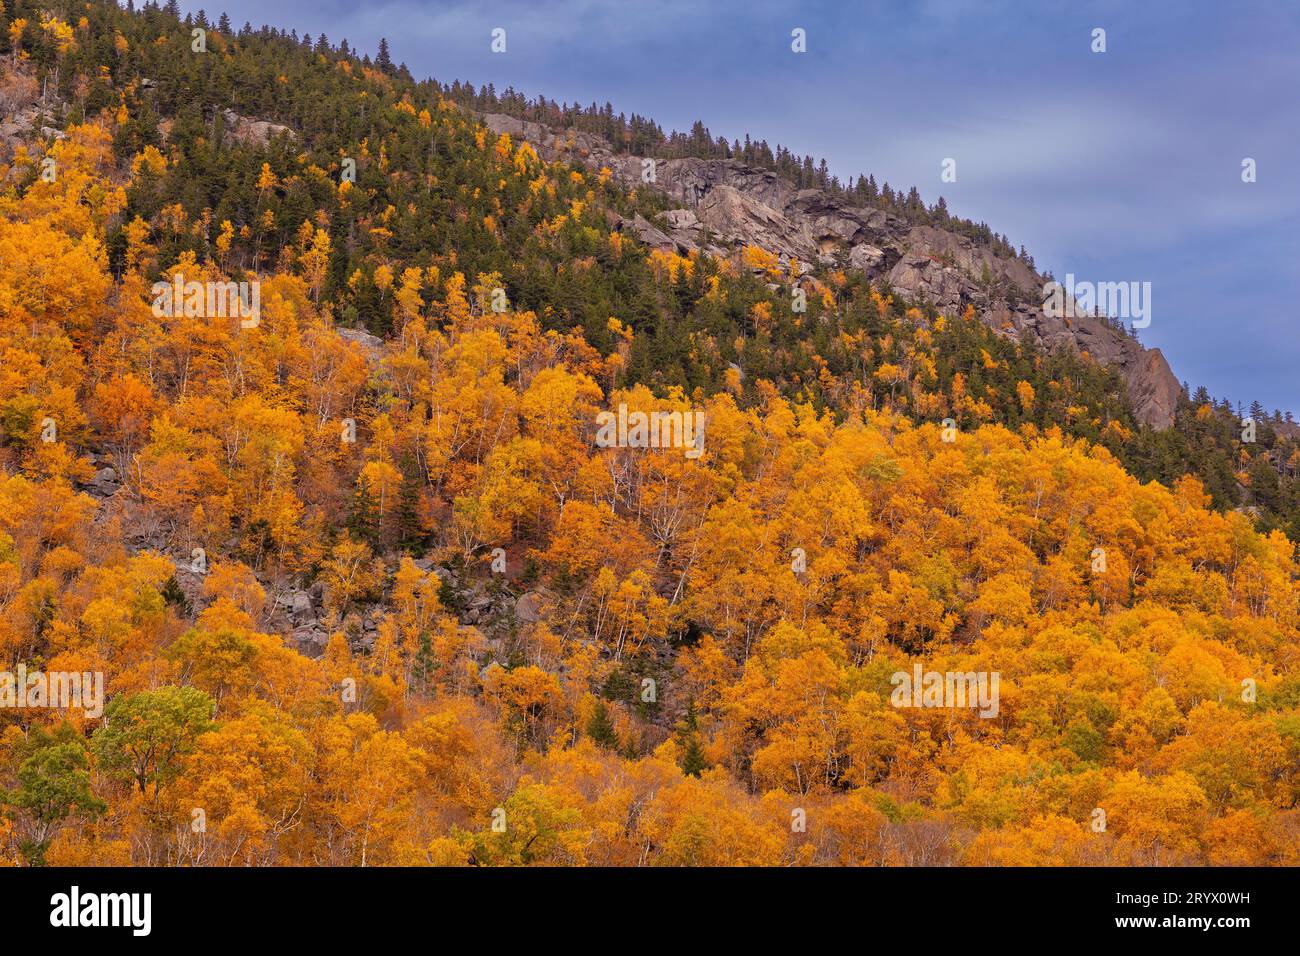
[0,0,1297,866]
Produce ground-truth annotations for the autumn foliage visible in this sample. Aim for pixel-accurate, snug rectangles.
[0,1,1297,868]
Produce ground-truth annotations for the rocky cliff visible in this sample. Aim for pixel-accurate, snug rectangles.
[482,113,1181,429]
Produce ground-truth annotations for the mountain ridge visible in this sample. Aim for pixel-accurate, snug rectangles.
[481,111,1182,430]
[0,1,1298,870]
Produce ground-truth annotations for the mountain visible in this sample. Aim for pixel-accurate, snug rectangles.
[482,112,1182,430]
[0,0,1297,870]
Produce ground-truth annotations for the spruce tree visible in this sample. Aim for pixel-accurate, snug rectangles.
[586,700,619,750]
[347,472,380,549]
[394,457,425,553]
[676,700,708,777]
[412,631,435,697]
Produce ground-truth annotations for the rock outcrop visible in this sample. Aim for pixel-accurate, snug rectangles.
[481,113,1182,429]
[0,63,54,160]
[219,109,295,147]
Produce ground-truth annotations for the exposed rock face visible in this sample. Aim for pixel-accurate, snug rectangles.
[620,213,679,252]
[220,109,295,147]
[1121,347,1180,434]
[336,326,384,358]
[481,113,1182,429]
[1,63,52,159]
[514,589,550,625]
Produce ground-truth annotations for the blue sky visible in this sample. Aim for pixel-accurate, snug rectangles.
[182,0,1300,415]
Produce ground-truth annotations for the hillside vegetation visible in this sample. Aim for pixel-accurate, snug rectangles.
[0,0,1296,866]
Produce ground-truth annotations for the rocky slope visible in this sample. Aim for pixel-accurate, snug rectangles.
[482,113,1181,429]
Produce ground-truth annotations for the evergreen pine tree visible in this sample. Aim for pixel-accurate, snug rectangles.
[586,700,619,750]
[394,457,425,553]
[676,700,708,777]
[412,630,435,697]
[347,472,380,548]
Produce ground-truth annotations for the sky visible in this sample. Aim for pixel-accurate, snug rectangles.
[179,0,1300,415]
